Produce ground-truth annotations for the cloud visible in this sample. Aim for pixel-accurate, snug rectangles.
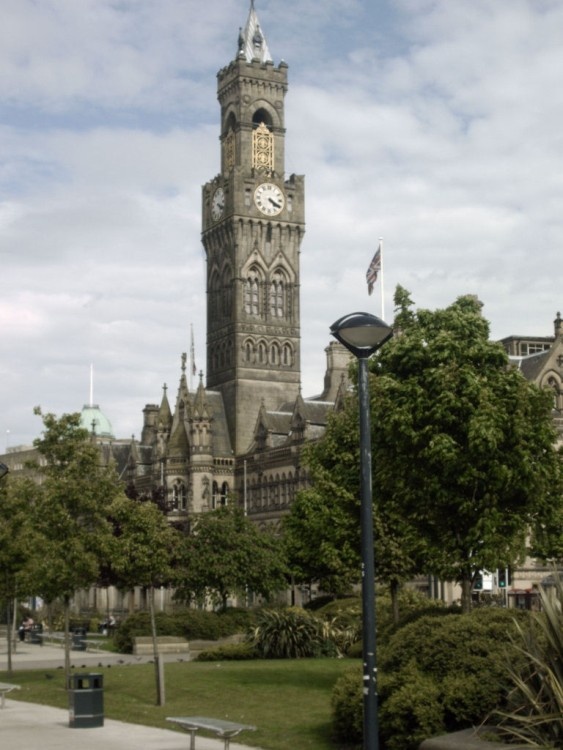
[1,0,561,448]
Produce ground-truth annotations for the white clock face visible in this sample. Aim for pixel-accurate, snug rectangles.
[211,187,225,221]
[254,183,284,216]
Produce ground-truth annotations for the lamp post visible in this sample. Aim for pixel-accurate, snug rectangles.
[330,311,393,750]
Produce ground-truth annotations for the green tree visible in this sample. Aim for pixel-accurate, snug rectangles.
[25,409,122,679]
[0,475,36,673]
[283,391,423,618]
[371,288,563,612]
[175,505,288,610]
[105,494,179,705]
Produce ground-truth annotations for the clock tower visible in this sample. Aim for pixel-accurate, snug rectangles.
[202,3,305,455]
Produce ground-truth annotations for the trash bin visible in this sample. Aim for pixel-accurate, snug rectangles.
[71,626,87,651]
[68,673,104,728]
[29,624,43,645]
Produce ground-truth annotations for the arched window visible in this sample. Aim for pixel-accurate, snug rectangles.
[252,112,274,172]
[212,481,219,509]
[222,267,231,317]
[221,482,230,507]
[244,268,261,315]
[282,343,292,367]
[244,339,254,363]
[270,269,285,318]
[258,341,267,364]
[270,342,280,365]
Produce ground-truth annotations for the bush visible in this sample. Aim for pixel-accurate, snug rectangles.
[113,608,246,653]
[196,643,258,661]
[248,607,338,659]
[331,607,532,750]
[331,665,363,745]
[379,664,444,750]
[494,575,563,747]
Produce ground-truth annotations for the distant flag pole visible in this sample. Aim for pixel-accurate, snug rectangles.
[190,324,197,389]
[366,239,385,320]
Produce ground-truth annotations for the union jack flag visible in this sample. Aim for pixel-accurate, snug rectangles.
[366,246,382,295]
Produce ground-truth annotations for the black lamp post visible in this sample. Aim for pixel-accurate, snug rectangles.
[330,311,393,750]
[0,462,8,480]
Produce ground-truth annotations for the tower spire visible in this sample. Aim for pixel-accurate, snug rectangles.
[237,1,272,63]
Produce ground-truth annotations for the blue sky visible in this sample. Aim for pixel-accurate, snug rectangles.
[1,0,562,448]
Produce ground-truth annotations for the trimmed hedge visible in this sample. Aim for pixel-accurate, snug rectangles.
[331,607,532,750]
[114,608,256,653]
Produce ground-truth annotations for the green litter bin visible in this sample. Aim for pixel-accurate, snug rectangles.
[71,627,87,651]
[68,673,104,728]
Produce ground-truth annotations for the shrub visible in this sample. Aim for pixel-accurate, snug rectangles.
[248,607,336,659]
[494,575,563,747]
[331,666,363,745]
[113,609,236,653]
[196,643,258,661]
[379,664,444,750]
[331,606,532,749]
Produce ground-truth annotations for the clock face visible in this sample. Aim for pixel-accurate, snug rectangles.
[211,187,225,221]
[254,183,285,216]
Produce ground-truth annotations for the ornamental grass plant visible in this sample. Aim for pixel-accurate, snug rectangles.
[494,575,563,748]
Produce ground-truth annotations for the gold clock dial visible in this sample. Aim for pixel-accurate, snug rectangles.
[254,183,284,216]
[211,187,225,221]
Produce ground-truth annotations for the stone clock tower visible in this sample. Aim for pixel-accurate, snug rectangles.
[202,3,305,455]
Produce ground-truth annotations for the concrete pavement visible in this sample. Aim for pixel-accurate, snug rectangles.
[0,642,260,750]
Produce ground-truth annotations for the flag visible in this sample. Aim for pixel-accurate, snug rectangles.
[366,246,382,295]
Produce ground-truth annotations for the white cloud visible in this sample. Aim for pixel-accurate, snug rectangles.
[1,0,561,448]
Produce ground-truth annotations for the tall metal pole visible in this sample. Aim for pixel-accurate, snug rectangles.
[358,355,378,750]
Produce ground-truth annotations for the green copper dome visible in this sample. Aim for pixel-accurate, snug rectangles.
[80,404,115,439]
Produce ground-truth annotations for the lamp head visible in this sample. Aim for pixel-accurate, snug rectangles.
[330,311,393,359]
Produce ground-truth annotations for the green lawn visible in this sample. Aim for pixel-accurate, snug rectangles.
[0,658,356,750]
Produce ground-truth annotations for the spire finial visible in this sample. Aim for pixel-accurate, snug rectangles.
[181,352,187,373]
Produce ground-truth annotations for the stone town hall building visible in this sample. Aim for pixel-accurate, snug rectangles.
[120,4,351,529]
[2,4,562,610]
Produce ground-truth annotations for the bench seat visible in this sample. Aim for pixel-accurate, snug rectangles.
[0,682,20,709]
[166,715,256,750]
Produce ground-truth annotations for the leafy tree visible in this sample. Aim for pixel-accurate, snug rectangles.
[283,388,423,619]
[0,475,36,673]
[25,409,123,679]
[371,288,563,612]
[105,494,180,705]
[175,505,288,610]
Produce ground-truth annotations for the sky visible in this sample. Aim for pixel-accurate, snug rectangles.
[1,0,562,449]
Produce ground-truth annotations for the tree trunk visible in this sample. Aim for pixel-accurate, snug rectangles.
[460,576,473,614]
[149,586,165,706]
[6,600,12,674]
[64,595,71,686]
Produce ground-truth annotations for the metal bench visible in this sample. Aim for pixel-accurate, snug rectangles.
[0,682,20,709]
[166,715,256,750]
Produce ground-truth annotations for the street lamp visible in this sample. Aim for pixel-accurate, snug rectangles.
[0,462,8,480]
[330,311,393,750]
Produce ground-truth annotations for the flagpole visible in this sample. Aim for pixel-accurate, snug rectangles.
[379,237,385,321]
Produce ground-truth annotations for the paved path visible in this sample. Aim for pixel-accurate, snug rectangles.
[0,643,260,750]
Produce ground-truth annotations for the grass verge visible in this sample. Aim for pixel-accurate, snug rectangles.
[0,658,355,750]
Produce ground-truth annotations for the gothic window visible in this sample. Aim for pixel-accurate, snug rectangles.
[171,480,186,511]
[270,269,285,318]
[270,342,280,365]
[258,340,267,364]
[221,482,229,506]
[244,267,261,315]
[209,270,220,320]
[212,481,219,509]
[244,339,254,363]
[282,343,293,367]
[252,120,273,172]
[224,130,235,171]
[221,267,231,317]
